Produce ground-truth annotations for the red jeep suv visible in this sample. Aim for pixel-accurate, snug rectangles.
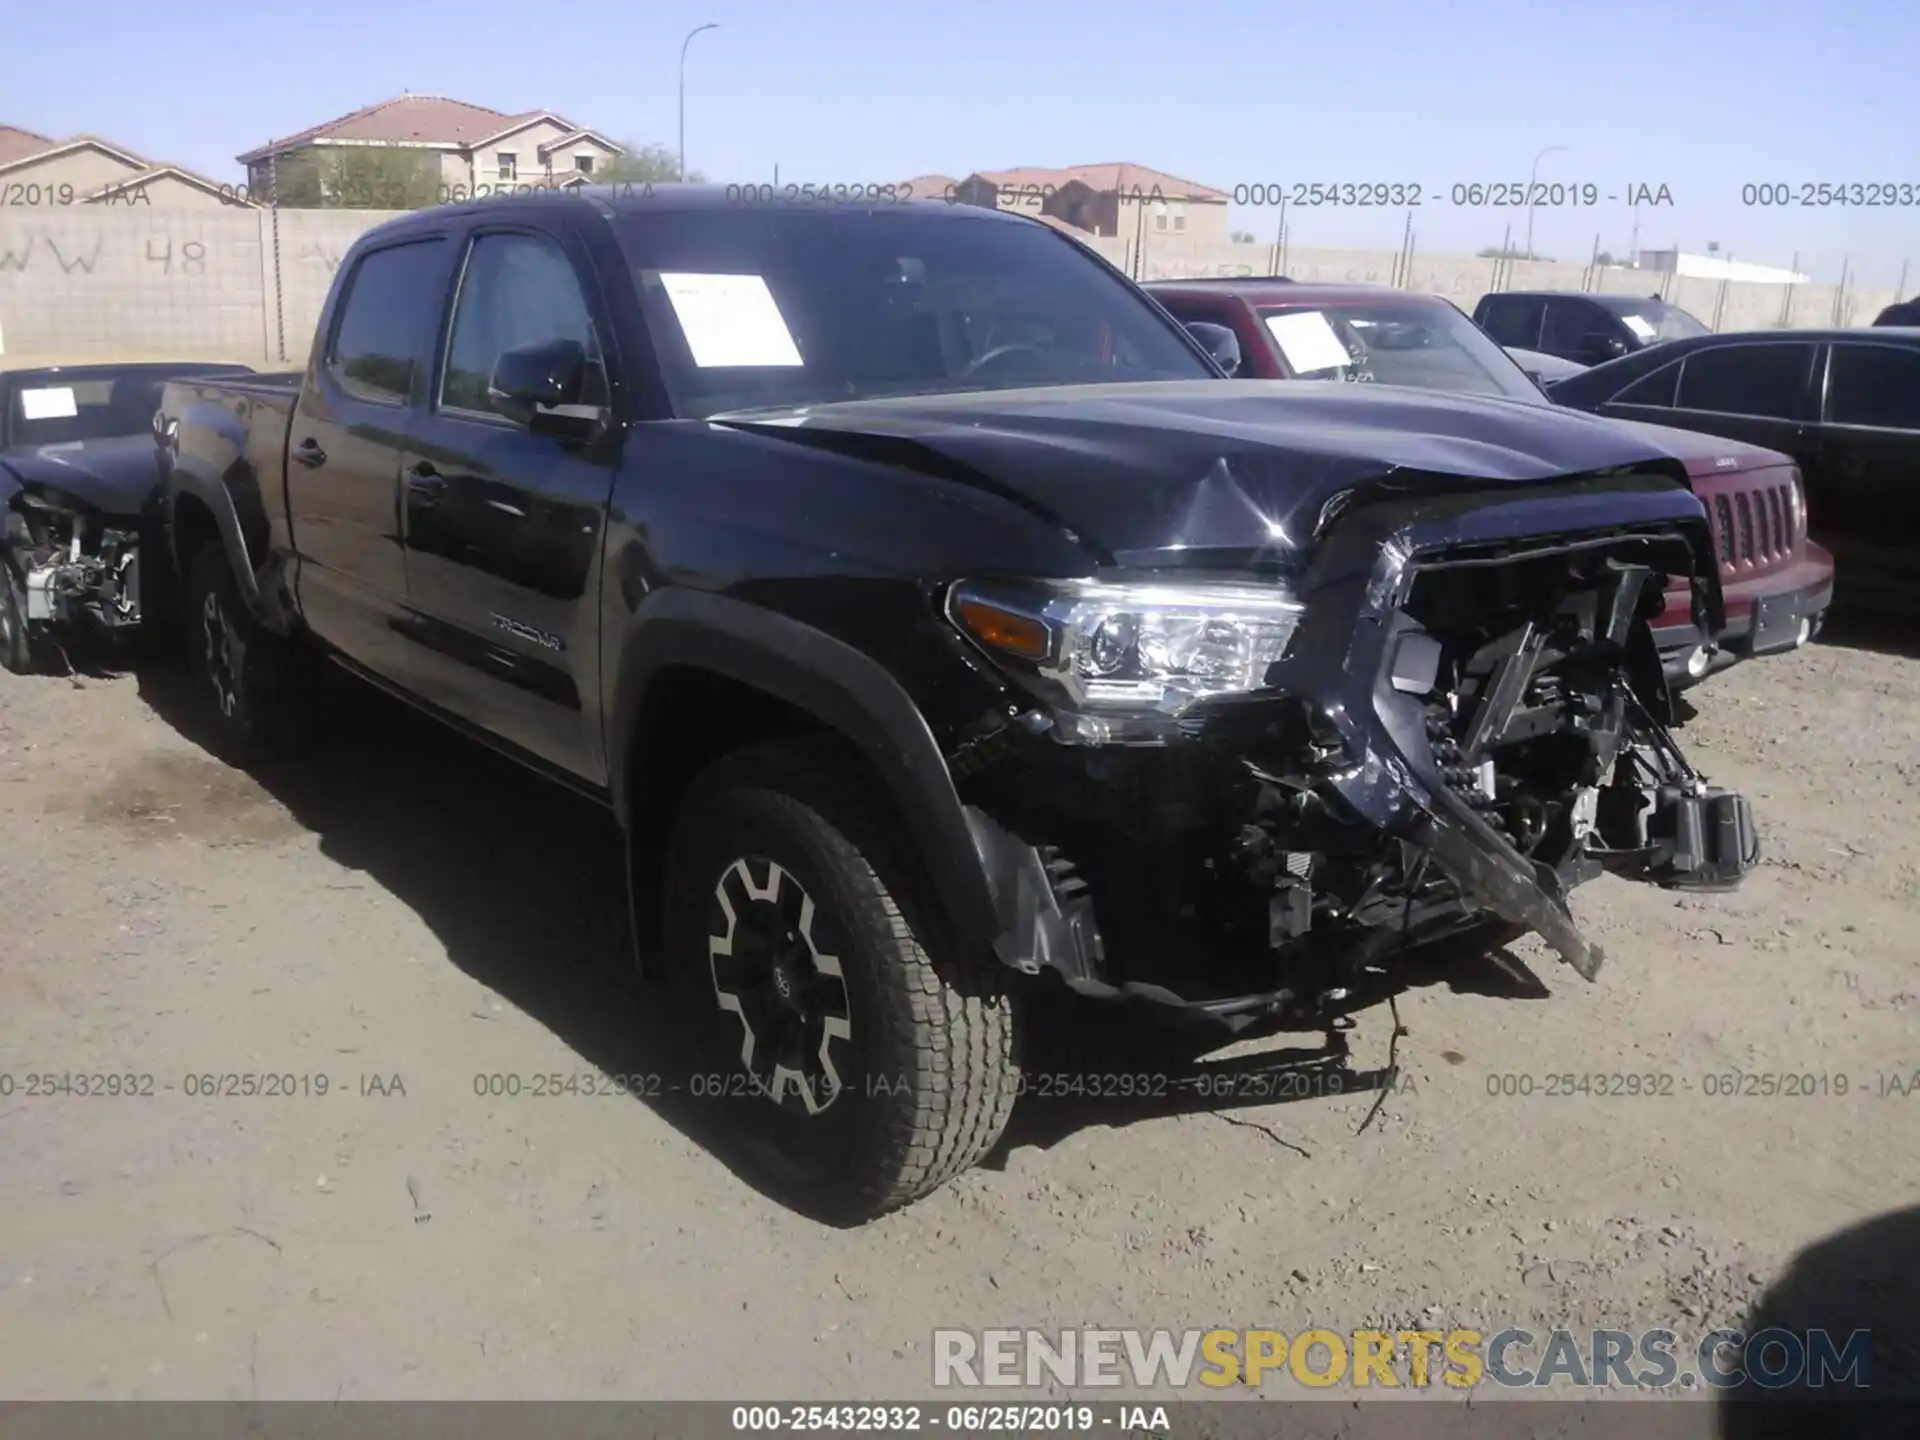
[1146,279,1834,687]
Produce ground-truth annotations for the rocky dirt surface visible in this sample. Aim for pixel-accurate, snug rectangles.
[1,631,1915,1406]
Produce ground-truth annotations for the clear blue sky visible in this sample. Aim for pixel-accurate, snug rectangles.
[8,0,1916,284]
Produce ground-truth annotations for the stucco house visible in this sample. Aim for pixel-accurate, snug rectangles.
[946,163,1230,247]
[0,125,247,208]
[235,95,626,204]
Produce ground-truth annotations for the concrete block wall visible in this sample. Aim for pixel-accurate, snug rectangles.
[0,209,1898,365]
[0,207,407,365]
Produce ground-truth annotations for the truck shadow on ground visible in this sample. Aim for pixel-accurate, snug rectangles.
[994,926,1550,1157]
[134,656,1555,1218]
[1715,1203,1919,1439]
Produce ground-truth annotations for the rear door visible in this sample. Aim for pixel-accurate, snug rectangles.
[1624,340,1820,462]
[1811,339,1920,602]
[1474,295,1545,350]
[290,236,452,679]
[397,222,623,784]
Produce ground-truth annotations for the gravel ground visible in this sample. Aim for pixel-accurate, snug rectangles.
[1,628,1915,1406]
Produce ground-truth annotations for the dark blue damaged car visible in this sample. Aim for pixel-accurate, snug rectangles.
[0,360,251,671]
[157,189,1757,1222]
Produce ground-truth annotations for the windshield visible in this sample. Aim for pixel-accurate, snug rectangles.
[616,208,1214,418]
[1257,300,1543,402]
[3,366,235,448]
[1599,298,1712,343]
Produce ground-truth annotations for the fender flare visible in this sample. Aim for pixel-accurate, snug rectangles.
[165,461,268,622]
[608,587,1001,951]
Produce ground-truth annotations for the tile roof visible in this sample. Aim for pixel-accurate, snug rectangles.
[536,129,622,157]
[971,162,1227,203]
[0,130,236,200]
[87,165,255,206]
[899,173,962,199]
[0,133,151,177]
[236,95,578,163]
[0,125,55,166]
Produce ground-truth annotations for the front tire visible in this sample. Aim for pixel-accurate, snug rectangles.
[665,739,1022,1223]
[183,544,312,758]
[0,559,34,674]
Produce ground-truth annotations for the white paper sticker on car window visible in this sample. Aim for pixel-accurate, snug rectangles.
[1265,311,1353,374]
[659,272,804,368]
[1620,314,1656,340]
[19,386,79,420]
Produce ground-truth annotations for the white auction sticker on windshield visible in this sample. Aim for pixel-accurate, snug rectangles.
[19,386,79,420]
[1620,314,1656,340]
[1265,311,1353,374]
[659,272,804,368]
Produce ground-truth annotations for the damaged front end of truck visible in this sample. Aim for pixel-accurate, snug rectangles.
[944,469,1758,1028]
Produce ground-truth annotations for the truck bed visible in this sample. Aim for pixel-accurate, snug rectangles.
[191,370,303,395]
[159,373,302,598]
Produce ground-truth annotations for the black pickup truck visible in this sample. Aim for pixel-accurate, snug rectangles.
[159,188,1757,1222]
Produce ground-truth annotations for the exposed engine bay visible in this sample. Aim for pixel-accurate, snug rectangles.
[950,485,1759,1028]
[4,488,144,652]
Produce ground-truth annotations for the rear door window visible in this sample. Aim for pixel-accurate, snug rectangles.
[327,239,448,405]
[1824,343,1920,429]
[1674,343,1814,419]
[1476,296,1544,348]
[1611,360,1681,408]
[1541,298,1604,355]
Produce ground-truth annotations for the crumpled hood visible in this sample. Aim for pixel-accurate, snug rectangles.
[0,435,163,517]
[1596,416,1795,481]
[717,379,1695,564]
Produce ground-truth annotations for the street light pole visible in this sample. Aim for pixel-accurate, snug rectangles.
[1524,144,1567,260]
[678,22,720,183]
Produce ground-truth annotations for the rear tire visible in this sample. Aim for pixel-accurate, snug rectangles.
[183,544,313,759]
[664,738,1022,1223]
[0,559,34,675]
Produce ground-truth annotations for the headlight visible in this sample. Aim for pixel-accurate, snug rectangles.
[1787,468,1806,540]
[947,576,1305,744]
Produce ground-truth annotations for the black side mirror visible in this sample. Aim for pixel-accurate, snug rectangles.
[487,339,601,438]
[1185,322,1243,377]
[1581,331,1631,362]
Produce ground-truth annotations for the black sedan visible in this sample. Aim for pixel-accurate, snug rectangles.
[1547,330,1920,615]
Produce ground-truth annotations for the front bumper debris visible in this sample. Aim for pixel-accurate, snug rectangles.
[4,491,143,653]
[957,474,1758,1023]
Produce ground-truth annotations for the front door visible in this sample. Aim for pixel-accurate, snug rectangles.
[398,227,621,784]
[288,236,451,680]
[1813,340,1920,606]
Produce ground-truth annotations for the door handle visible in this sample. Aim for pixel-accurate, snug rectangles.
[293,438,327,469]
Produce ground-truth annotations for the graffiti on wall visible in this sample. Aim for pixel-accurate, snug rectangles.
[0,225,351,284]
[0,234,106,275]
[0,231,243,279]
